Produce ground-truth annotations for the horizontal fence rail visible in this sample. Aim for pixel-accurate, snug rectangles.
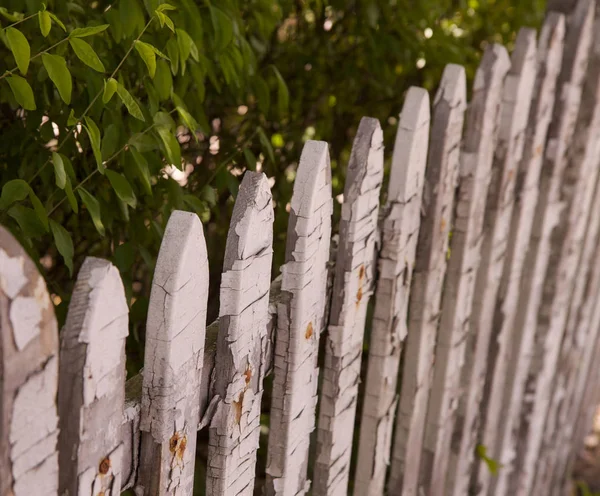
[3,1,600,495]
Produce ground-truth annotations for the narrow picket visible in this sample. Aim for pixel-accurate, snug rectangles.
[492,1,593,493]
[422,44,509,496]
[512,1,596,493]
[265,141,333,495]
[478,14,565,495]
[388,64,467,495]
[313,118,383,496]
[450,29,537,496]
[353,88,430,496]
[0,226,59,496]
[57,257,129,495]
[206,171,274,495]
[137,211,209,495]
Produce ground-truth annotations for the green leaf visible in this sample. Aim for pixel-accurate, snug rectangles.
[200,185,217,207]
[129,148,152,195]
[114,242,135,272]
[39,10,52,37]
[134,40,157,78]
[50,220,74,275]
[59,153,76,181]
[69,38,105,72]
[0,179,30,210]
[258,127,275,165]
[48,12,66,31]
[106,170,137,208]
[166,38,179,76]
[156,126,181,169]
[101,123,120,160]
[156,11,174,32]
[476,444,501,477]
[103,77,118,103]
[116,83,144,121]
[129,132,157,152]
[8,205,47,239]
[183,194,208,216]
[272,66,289,115]
[176,106,199,140]
[154,59,172,101]
[70,24,109,38]
[0,8,24,22]
[78,187,105,236]
[176,28,198,67]
[6,28,30,75]
[67,108,77,126]
[210,7,234,51]
[51,152,66,189]
[253,76,270,114]
[42,53,72,104]
[6,76,36,110]
[64,177,78,213]
[29,190,48,231]
[153,111,176,130]
[243,148,257,170]
[84,116,103,173]
[156,3,176,12]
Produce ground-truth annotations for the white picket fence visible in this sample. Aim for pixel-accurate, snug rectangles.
[3,1,600,495]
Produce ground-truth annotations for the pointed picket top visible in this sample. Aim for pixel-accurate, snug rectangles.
[207,171,274,495]
[354,88,430,496]
[314,117,384,496]
[57,257,129,496]
[0,226,59,496]
[388,64,467,495]
[420,43,509,496]
[137,211,209,495]
[479,15,565,496]
[265,140,333,496]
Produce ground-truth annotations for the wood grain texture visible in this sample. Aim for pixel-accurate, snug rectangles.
[313,117,383,496]
[0,226,59,496]
[353,88,429,496]
[265,141,333,496]
[206,172,274,496]
[58,257,129,496]
[388,64,466,496]
[137,211,209,496]
[423,44,509,496]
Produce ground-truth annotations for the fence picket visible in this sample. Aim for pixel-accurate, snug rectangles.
[0,226,59,496]
[206,171,274,495]
[137,211,209,495]
[313,117,384,496]
[57,257,129,495]
[422,44,510,496]
[265,141,333,495]
[388,64,467,495]
[353,88,430,496]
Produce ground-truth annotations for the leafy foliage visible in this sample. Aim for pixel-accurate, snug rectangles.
[0,0,545,378]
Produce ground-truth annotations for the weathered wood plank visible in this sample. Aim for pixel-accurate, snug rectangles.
[510,1,596,494]
[265,141,333,496]
[57,257,129,496]
[388,64,466,496]
[0,226,59,496]
[423,44,509,496]
[137,211,209,495]
[353,88,430,496]
[314,117,383,496]
[206,171,274,496]
[477,14,566,496]
[452,29,538,496]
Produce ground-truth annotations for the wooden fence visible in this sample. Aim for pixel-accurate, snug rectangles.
[2,1,600,495]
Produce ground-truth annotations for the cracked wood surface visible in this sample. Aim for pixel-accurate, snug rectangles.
[0,226,59,496]
[265,140,333,496]
[476,14,565,496]
[206,172,274,496]
[423,44,510,496]
[58,257,129,496]
[490,2,593,493]
[353,88,429,496]
[313,117,384,496]
[137,211,209,496]
[388,64,466,496]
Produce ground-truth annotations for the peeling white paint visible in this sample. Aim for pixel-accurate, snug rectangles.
[0,249,26,299]
[10,296,42,350]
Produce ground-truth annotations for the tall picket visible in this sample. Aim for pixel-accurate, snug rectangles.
[206,172,274,495]
[314,117,383,496]
[0,226,59,496]
[265,141,333,495]
[354,88,430,496]
[424,44,509,496]
[137,211,209,495]
[388,64,467,495]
